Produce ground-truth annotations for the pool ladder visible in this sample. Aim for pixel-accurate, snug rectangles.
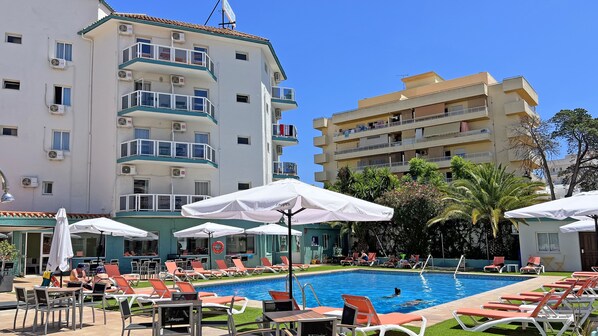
[454,255,466,278]
[419,254,433,275]
[285,273,323,309]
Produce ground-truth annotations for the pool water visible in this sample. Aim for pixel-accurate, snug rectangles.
[197,270,527,313]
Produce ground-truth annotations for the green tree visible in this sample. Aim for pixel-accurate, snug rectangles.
[402,157,446,187]
[450,156,476,180]
[374,182,443,256]
[428,163,547,237]
[550,108,598,197]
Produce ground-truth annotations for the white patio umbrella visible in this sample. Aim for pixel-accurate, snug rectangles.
[0,233,7,239]
[181,178,394,297]
[245,224,302,236]
[559,219,597,233]
[505,190,598,243]
[173,222,244,269]
[46,208,74,286]
[69,217,149,262]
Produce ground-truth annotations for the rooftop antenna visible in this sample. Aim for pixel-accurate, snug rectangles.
[205,0,236,29]
[204,0,221,25]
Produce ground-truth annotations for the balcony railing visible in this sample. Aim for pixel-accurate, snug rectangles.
[273,124,298,139]
[356,152,493,170]
[120,139,216,164]
[121,42,215,75]
[335,129,490,155]
[273,161,298,176]
[121,90,216,119]
[334,106,488,137]
[118,194,211,212]
[272,86,295,102]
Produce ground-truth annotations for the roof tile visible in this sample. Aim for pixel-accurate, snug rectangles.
[0,211,109,220]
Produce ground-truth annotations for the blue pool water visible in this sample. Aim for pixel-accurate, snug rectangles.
[197,270,527,313]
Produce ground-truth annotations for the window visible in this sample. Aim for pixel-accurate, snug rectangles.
[124,231,159,256]
[235,52,248,61]
[237,136,250,145]
[1,126,17,136]
[71,233,102,257]
[55,42,72,61]
[323,234,330,249]
[52,131,70,150]
[279,236,288,252]
[537,232,560,252]
[54,86,71,106]
[181,237,208,255]
[6,34,22,44]
[3,80,20,90]
[226,235,255,254]
[134,179,149,194]
[236,94,249,103]
[195,133,209,145]
[195,181,210,196]
[42,181,53,195]
[238,182,251,190]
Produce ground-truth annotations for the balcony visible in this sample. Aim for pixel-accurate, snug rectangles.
[272,124,298,146]
[334,129,492,160]
[271,86,297,111]
[504,100,536,118]
[120,42,216,81]
[273,161,299,180]
[117,194,210,214]
[503,76,539,106]
[314,135,327,147]
[118,139,217,168]
[333,106,489,142]
[313,117,328,130]
[314,171,328,182]
[120,90,216,123]
[355,152,494,173]
[314,153,328,164]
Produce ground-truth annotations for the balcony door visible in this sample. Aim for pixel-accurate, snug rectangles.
[134,81,153,106]
[135,128,153,155]
[137,38,152,58]
[193,89,208,112]
[193,133,210,159]
[134,179,151,211]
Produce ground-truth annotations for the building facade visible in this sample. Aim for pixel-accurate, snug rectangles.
[313,71,539,183]
[0,0,331,275]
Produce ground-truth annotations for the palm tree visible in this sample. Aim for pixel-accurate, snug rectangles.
[428,164,547,237]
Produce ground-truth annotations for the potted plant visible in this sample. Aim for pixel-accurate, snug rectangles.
[0,240,18,292]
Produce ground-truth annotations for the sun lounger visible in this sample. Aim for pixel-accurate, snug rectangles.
[484,256,505,273]
[357,252,378,266]
[260,257,288,273]
[106,276,152,307]
[165,261,205,281]
[231,258,265,275]
[281,256,309,270]
[215,259,243,276]
[190,260,224,278]
[342,294,426,336]
[268,290,339,314]
[520,256,544,274]
[175,281,216,297]
[341,252,359,266]
[453,290,574,336]
[104,264,140,286]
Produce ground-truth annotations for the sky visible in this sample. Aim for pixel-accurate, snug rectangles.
[107,0,598,185]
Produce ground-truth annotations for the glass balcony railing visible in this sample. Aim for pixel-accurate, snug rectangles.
[272,86,295,102]
[335,129,491,156]
[273,124,298,139]
[118,194,211,212]
[356,152,493,170]
[121,90,216,120]
[120,139,216,164]
[121,42,215,75]
[273,161,298,176]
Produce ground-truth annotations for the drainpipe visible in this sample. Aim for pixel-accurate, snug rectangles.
[81,33,94,213]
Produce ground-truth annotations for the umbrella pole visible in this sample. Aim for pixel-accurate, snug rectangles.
[209,233,212,270]
[594,216,598,266]
[286,211,293,299]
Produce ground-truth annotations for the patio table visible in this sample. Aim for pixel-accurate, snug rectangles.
[47,287,82,330]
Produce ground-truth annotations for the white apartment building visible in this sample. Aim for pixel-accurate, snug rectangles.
[0,0,312,274]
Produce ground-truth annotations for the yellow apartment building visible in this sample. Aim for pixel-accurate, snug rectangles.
[313,71,539,184]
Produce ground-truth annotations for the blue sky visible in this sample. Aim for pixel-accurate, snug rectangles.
[108,0,598,185]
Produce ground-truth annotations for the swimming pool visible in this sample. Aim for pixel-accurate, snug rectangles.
[197,270,528,313]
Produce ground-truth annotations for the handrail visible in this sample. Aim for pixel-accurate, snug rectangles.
[419,254,433,275]
[120,90,216,119]
[454,255,466,278]
[273,162,298,176]
[355,151,493,171]
[121,42,215,74]
[119,139,216,163]
[302,283,323,308]
[272,86,295,101]
[285,273,303,300]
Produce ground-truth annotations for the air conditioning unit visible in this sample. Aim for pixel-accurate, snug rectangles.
[171,167,186,178]
[50,58,66,69]
[171,75,185,86]
[21,177,39,188]
[118,23,133,35]
[273,72,281,82]
[49,104,65,115]
[117,117,133,128]
[117,70,133,81]
[172,122,186,132]
[171,31,185,43]
[276,145,283,155]
[274,108,282,120]
[120,164,136,175]
[47,150,64,161]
